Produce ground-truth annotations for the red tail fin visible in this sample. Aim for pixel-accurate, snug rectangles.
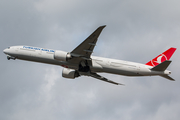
[146,47,176,67]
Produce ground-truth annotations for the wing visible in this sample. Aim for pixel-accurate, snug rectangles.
[70,25,106,60]
[65,26,123,85]
[79,72,124,85]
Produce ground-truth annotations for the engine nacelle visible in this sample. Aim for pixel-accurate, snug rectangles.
[54,50,71,61]
[62,68,80,79]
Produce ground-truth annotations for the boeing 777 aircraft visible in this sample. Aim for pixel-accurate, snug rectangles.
[3,26,176,85]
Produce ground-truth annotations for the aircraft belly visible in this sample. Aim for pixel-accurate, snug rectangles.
[92,62,140,76]
[91,58,156,76]
[90,60,103,72]
[102,67,141,76]
[15,51,78,69]
[17,54,61,65]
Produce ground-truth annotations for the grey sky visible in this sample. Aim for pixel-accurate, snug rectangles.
[1,0,180,120]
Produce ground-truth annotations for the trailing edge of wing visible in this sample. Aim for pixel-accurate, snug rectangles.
[89,72,124,85]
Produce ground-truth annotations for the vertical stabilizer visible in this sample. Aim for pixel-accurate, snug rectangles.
[146,47,176,67]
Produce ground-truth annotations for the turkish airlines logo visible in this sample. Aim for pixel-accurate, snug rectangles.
[151,54,167,66]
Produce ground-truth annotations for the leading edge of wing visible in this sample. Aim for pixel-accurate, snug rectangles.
[71,25,106,58]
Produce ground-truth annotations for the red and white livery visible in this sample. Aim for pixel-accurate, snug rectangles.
[3,26,177,85]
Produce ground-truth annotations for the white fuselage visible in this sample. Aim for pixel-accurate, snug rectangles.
[3,46,170,77]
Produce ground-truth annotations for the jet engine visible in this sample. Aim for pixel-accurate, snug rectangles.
[62,68,80,79]
[54,50,71,61]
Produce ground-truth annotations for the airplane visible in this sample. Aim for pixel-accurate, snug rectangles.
[3,25,177,85]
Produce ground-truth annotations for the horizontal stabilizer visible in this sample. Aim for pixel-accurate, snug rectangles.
[151,60,171,71]
[160,75,175,81]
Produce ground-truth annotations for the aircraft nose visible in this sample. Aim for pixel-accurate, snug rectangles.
[3,49,8,54]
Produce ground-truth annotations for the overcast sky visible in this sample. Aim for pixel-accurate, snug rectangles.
[1,0,180,120]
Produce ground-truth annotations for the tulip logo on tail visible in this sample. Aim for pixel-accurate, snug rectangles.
[151,54,167,66]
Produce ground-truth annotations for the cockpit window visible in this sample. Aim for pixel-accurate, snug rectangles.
[7,47,10,49]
